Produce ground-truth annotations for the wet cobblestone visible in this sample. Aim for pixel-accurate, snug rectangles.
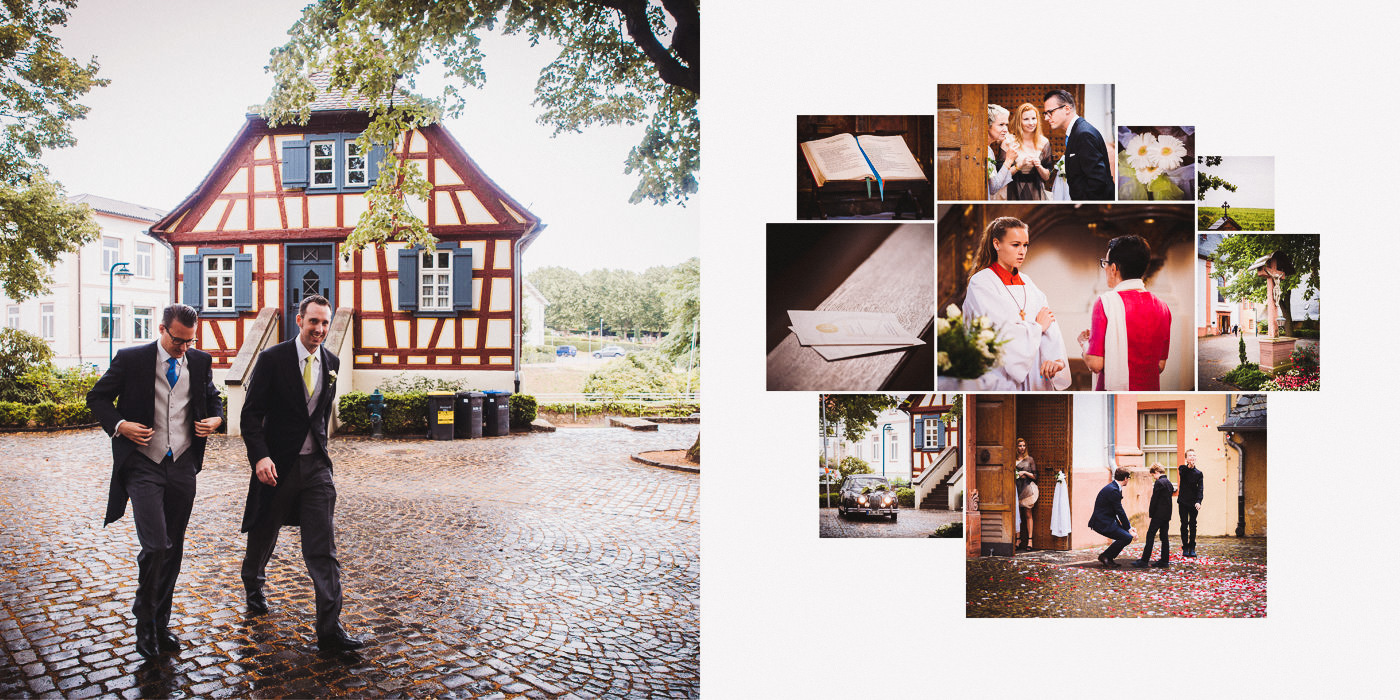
[818,508,962,538]
[0,425,699,697]
[967,536,1266,617]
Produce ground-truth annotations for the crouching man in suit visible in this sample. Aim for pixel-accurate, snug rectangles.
[239,294,364,652]
[87,304,223,658]
[1088,467,1136,568]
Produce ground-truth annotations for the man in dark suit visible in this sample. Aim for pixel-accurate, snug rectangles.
[1177,448,1205,557]
[239,294,363,652]
[87,304,223,658]
[1132,463,1174,568]
[1042,89,1114,200]
[1088,467,1136,567]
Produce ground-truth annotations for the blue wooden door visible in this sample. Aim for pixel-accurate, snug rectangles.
[284,244,335,340]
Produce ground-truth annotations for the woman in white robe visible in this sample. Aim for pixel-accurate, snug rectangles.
[959,216,1072,391]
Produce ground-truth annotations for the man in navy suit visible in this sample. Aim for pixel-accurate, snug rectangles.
[1088,467,1136,567]
[239,294,364,652]
[87,304,223,658]
[1132,463,1174,568]
[1042,89,1114,201]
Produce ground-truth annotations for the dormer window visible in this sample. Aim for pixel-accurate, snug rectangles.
[281,133,384,192]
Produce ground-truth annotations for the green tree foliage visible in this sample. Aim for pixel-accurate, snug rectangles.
[819,394,900,443]
[1211,234,1320,336]
[659,256,697,360]
[836,456,872,481]
[528,258,694,341]
[1196,155,1237,201]
[0,327,52,383]
[0,0,107,300]
[581,350,695,396]
[261,0,699,251]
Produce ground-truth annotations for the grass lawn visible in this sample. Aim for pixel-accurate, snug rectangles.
[1199,207,1274,231]
[520,359,604,394]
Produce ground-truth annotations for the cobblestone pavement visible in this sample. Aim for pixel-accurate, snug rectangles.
[1198,333,1318,390]
[818,508,962,538]
[0,425,699,698]
[967,536,1266,618]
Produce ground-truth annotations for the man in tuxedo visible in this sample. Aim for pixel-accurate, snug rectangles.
[1132,463,1173,568]
[87,304,223,658]
[239,294,364,652]
[1042,89,1114,200]
[1088,467,1136,567]
[1177,448,1205,557]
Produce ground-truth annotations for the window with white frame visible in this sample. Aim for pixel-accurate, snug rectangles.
[135,241,153,278]
[922,417,939,449]
[133,307,153,341]
[419,249,452,311]
[40,304,53,339]
[888,430,899,463]
[6,306,17,330]
[100,304,123,341]
[204,255,235,310]
[345,142,366,186]
[311,141,335,187]
[102,237,121,272]
[1140,410,1180,486]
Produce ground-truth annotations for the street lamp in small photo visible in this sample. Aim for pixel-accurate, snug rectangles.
[881,423,894,477]
[108,261,133,363]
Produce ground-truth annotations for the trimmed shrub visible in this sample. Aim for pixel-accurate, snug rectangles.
[30,402,56,426]
[930,521,964,538]
[896,487,915,508]
[335,391,429,435]
[537,401,698,419]
[1289,328,1319,339]
[51,402,92,426]
[337,392,371,433]
[818,489,841,508]
[1221,363,1267,391]
[0,401,30,427]
[510,394,537,428]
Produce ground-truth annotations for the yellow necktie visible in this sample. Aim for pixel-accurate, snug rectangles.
[303,355,315,394]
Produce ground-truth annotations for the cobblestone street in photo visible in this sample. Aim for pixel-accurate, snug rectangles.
[818,508,962,538]
[966,537,1266,618]
[0,424,699,698]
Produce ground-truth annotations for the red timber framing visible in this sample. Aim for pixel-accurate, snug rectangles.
[148,110,541,372]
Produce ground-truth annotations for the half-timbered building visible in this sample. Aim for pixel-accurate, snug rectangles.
[147,80,542,433]
[902,394,962,511]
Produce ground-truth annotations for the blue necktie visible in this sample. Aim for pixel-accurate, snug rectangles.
[165,357,178,458]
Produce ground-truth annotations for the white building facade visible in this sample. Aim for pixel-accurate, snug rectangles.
[1,195,171,371]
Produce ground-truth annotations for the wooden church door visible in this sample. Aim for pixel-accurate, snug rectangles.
[936,84,988,201]
[1018,396,1073,551]
[284,244,336,341]
[973,394,1016,557]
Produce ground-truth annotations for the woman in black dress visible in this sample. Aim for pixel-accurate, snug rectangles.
[1005,103,1056,200]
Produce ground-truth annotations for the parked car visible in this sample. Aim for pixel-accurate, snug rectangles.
[556,345,577,357]
[593,345,626,358]
[837,475,898,521]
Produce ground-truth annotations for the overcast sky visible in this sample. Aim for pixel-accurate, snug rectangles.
[41,0,699,274]
[1199,156,1274,209]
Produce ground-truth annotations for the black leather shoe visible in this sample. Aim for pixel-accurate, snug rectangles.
[157,629,180,652]
[135,624,159,659]
[1130,559,1150,568]
[1104,557,1121,568]
[1151,559,1169,568]
[318,628,366,652]
[246,590,269,615]
[1097,552,1109,566]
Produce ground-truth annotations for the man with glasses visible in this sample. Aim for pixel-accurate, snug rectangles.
[1042,89,1114,201]
[1076,235,1172,390]
[87,304,223,658]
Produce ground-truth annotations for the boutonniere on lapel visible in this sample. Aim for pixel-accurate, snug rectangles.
[327,369,338,385]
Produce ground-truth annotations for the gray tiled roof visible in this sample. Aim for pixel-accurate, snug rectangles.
[67,194,167,222]
[1217,394,1267,432]
[305,72,413,112]
[1198,233,1221,257]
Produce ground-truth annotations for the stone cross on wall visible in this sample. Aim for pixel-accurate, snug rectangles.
[1222,201,1230,218]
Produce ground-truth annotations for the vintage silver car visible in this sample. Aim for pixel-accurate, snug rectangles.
[837,475,898,521]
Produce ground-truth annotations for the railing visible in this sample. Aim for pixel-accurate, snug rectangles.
[325,307,355,435]
[533,393,701,403]
[914,445,960,509]
[222,307,280,437]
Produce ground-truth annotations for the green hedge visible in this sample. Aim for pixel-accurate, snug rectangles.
[336,391,541,434]
[1288,328,1319,339]
[1220,363,1267,391]
[510,394,537,428]
[0,400,93,428]
[897,487,915,508]
[930,522,963,538]
[537,401,699,418]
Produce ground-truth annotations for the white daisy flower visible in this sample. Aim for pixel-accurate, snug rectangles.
[1154,133,1188,170]
[1124,132,1158,170]
[1135,162,1163,185]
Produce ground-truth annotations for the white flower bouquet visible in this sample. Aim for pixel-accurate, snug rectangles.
[936,304,1007,379]
[1118,128,1190,200]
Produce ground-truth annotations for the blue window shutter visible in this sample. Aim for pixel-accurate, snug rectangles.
[452,247,473,311]
[282,140,309,189]
[936,419,946,449]
[397,248,418,311]
[233,253,254,311]
[182,255,203,311]
[367,144,386,185]
[914,417,925,451]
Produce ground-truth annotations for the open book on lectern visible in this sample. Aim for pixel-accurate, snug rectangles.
[799,133,926,199]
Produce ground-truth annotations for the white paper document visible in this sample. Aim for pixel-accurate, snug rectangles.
[786,310,923,362]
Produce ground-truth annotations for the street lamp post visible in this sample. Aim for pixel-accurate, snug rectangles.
[881,423,894,477]
[108,261,133,363]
